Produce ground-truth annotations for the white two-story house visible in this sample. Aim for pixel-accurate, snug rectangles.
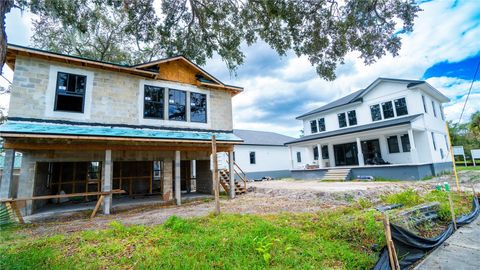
[285,78,452,180]
[0,44,244,216]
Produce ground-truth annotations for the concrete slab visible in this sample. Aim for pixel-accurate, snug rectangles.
[414,217,480,270]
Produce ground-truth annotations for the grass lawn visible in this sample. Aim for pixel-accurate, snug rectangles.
[456,165,480,171]
[0,190,474,270]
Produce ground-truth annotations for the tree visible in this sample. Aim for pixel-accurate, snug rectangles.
[469,111,480,136]
[1,0,421,80]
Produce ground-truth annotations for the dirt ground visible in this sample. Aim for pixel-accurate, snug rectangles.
[15,170,480,237]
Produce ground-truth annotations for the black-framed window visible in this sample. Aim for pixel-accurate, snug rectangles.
[432,101,437,117]
[318,118,326,132]
[168,89,186,121]
[54,72,86,113]
[382,101,394,119]
[370,104,382,121]
[190,92,207,123]
[387,136,400,153]
[313,146,319,160]
[321,145,329,159]
[400,134,411,152]
[249,152,256,164]
[440,105,445,120]
[422,95,428,113]
[144,85,165,119]
[440,148,444,159]
[296,152,302,163]
[310,120,318,133]
[347,110,357,126]
[338,112,347,128]
[394,98,408,116]
[431,132,437,150]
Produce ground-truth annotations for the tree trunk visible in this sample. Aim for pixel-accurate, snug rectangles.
[0,0,14,74]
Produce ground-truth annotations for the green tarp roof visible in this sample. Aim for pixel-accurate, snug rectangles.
[0,120,242,142]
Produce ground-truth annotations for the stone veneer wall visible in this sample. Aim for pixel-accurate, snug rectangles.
[9,56,233,131]
[195,160,213,194]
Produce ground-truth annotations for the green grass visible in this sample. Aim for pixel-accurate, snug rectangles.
[456,165,480,171]
[0,190,475,270]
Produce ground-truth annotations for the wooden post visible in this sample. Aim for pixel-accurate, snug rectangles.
[445,123,460,192]
[212,135,220,216]
[383,213,400,270]
[90,195,105,219]
[447,192,457,230]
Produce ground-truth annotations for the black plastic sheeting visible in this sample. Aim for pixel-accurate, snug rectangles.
[373,197,480,270]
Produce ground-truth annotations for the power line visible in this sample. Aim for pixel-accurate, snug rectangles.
[457,60,480,126]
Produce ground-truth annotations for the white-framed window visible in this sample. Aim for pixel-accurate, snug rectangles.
[45,65,94,120]
[338,110,356,128]
[432,101,437,117]
[318,118,326,132]
[310,119,318,133]
[249,152,256,164]
[296,152,302,163]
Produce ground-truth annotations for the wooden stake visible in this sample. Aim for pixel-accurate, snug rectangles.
[383,213,400,270]
[91,195,105,219]
[447,192,457,230]
[445,123,460,192]
[212,135,220,216]
[10,202,24,224]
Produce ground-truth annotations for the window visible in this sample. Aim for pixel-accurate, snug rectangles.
[168,89,186,121]
[190,92,207,123]
[338,112,347,128]
[313,146,319,160]
[400,134,411,152]
[440,105,445,120]
[387,136,400,153]
[370,104,382,121]
[153,161,163,181]
[347,110,357,126]
[394,98,408,116]
[318,118,326,132]
[87,162,101,180]
[444,135,449,151]
[54,72,86,113]
[321,145,329,159]
[310,120,318,133]
[431,132,437,150]
[440,148,444,159]
[432,101,437,117]
[233,151,236,161]
[296,152,302,163]
[144,85,165,119]
[249,152,256,164]
[382,101,394,119]
[422,95,428,113]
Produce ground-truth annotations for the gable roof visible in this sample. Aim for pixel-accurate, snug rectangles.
[296,78,436,119]
[233,129,295,146]
[5,43,243,94]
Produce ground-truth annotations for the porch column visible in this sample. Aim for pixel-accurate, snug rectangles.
[408,129,419,163]
[317,144,324,168]
[190,160,196,192]
[0,149,16,199]
[356,138,365,166]
[328,143,335,167]
[102,149,113,215]
[229,150,235,199]
[175,150,181,205]
[288,146,294,169]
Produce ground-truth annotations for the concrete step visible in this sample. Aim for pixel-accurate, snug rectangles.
[321,169,351,181]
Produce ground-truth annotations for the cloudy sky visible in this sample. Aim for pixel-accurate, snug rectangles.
[1,0,479,137]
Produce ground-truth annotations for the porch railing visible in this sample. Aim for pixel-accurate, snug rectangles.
[226,157,247,190]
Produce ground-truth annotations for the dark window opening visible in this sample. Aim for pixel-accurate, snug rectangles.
[249,152,256,164]
[440,148,444,159]
[233,151,236,161]
[310,120,318,133]
[440,105,445,120]
[313,146,319,160]
[400,134,411,152]
[370,104,382,121]
[431,132,437,150]
[321,145,329,159]
[347,110,357,126]
[422,95,428,113]
[54,72,86,113]
[144,85,165,119]
[387,136,400,153]
[432,101,437,117]
[318,118,326,132]
[296,152,302,163]
[394,98,408,116]
[153,161,163,181]
[382,101,394,119]
[338,112,347,128]
[190,92,207,123]
[444,135,449,151]
[168,89,186,121]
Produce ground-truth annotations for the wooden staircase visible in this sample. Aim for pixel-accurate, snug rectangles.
[219,169,247,195]
[321,168,351,181]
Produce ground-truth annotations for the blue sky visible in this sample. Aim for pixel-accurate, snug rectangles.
[1,0,480,137]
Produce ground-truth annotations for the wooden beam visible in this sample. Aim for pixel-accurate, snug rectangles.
[90,195,105,219]
[1,189,126,202]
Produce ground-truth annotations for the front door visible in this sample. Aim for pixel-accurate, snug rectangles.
[334,142,359,166]
[361,139,382,164]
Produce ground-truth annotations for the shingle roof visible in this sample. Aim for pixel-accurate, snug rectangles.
[285,114,423,145]
[233,129,295,146]
[296,78,427,119]
[0,119,243,143]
